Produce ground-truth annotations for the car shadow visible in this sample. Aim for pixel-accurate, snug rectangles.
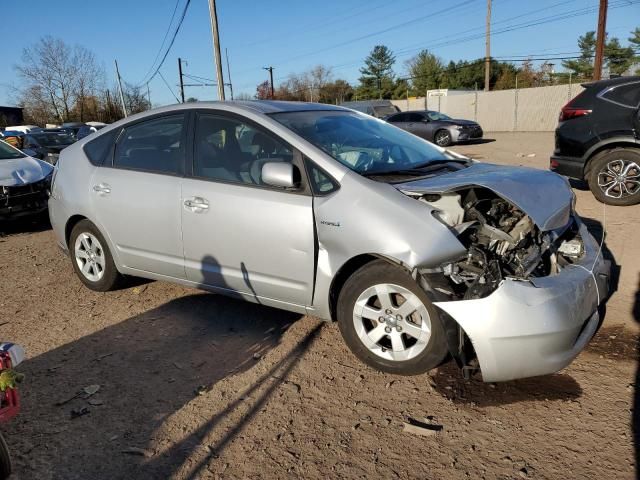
[464,138,496,145]
[632,273,640,479]
[0,213,50,237]
[8,254,319,479]
[430,215,617,407]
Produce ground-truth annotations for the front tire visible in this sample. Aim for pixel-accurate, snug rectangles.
[337,260,448,375]
[434,129,452,147]
[69,220,121,291]
[587,148,640,206]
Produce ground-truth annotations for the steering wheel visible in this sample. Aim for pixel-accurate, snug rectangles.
[354,152,374,172]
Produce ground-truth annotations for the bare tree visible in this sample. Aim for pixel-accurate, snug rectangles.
[14,36,105,123]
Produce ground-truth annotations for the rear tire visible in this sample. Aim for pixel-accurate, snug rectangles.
[587,148,640,206]
[337,260,448,375]
[69,219,121,291]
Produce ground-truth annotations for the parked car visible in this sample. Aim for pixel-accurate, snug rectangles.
[551,76,640,206]
[340,100,400,118]
[0,140,53,219]
[76,124,106,140]
[49,101,609,382]
[22,132,75,164]
[3,125,39,134]
[60,123,86,140]
[385,110,483,147]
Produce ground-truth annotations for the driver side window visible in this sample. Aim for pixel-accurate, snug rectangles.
[193,113,293,186]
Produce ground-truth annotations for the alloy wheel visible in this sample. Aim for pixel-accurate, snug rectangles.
[597,158,640,199]
[352,283,431,361]
[74,232,106,282]
[435,131,451,146]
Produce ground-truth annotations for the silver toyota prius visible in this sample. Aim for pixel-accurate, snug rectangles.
[48,101,610,382]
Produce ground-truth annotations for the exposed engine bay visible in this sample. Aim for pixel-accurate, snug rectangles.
[417,188,585,300]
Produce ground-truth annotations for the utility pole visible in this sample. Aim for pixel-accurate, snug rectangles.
[225,48,234,100]
[208,0,225,100]
[484,0,492,91]
[114,60,128,117]
[263,66,274,99]
[178,57,185,103]
[146,84,151,108]
[593,0,608,81]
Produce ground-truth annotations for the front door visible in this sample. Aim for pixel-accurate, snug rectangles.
[181,112,315,307]
[91,113,187,279]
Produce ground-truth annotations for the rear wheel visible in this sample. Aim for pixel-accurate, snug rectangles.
[337,260,448,375]
[69,220,121,291]
[434,129,452,147]
[587,148,640,206]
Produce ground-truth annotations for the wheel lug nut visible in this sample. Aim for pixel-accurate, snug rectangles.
[396,326,402,332]
[384,326,392,333]
[396,314,402,321]
[385,309,392,314]
[378,316,384,323]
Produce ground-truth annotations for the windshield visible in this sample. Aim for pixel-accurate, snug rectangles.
[30,133,74,146]
[0,140,25,160]
[270,110,451,175]
[426,111,452,121]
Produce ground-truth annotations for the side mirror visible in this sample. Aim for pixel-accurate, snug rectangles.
[262,162,296,188]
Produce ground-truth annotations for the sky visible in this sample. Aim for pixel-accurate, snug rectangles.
[1,0,639,108]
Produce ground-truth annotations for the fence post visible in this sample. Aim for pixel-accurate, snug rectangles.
[424,87,428,110]
[568,72,572,101]
[514,75,518,132]
[474,82,478,122]
[406,88,409,111]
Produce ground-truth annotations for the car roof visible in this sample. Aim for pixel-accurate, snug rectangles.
[582,75,640,89]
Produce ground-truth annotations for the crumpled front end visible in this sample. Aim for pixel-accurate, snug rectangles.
[396,164,610,381]
[434,219,609,382]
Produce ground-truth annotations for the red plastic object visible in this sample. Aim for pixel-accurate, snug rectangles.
[0,352,20,422]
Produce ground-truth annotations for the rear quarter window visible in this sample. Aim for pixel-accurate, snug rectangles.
[600,82,640,108]
[83,129,120,166]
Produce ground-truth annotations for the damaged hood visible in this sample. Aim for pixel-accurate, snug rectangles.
[0,155,53,186]
[395,162,572,231]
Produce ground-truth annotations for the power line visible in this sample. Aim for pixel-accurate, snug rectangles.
[158,70,181,103]
[137,0,182,86]
[136,0,192,88]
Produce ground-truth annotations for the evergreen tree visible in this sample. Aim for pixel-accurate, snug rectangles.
[406,50,443,95]
[357,45,396,99]
[605,37,635,75]
[562,31,596,79]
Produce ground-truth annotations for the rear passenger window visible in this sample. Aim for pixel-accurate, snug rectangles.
[114,114,185,174]
[84,129,119,166]
[601,82,640,108]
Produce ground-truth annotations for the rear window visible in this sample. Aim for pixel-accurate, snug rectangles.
[84,129,119,166]
[600,82,640,108]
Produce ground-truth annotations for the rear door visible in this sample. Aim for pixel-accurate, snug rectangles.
[181,111,315,307]
[90,113,187,279]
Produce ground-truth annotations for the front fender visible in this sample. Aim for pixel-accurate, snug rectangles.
[309,172,466,319]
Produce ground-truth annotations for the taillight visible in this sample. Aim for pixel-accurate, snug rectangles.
[559,107,591,121]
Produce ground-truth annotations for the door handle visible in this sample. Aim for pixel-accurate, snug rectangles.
[184,197,209,212]
[92,183,111,195]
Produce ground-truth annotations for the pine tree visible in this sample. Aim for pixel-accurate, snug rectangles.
[562,31,596,79]
[407,50,443,95]
[357,45,396,99]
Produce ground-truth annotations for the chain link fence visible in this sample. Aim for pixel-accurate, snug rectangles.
[391,83,585,132]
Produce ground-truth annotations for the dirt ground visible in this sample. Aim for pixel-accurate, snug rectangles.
[0,132,639,479]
